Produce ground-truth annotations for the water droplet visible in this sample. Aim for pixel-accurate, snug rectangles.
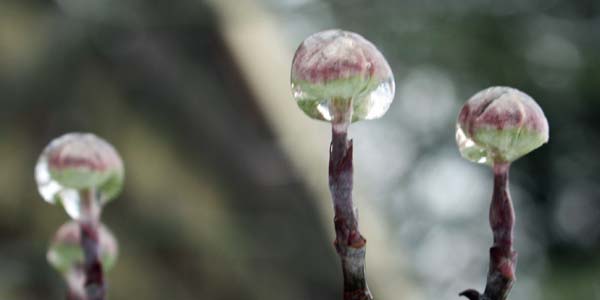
[292,77,395,122]
[456,86,549,164]
[355,77,395,121]
[291,29,395,122]
[455,125,491,165]
[47,221,119,274]
[35,133,124,219]
[316,101,334,121]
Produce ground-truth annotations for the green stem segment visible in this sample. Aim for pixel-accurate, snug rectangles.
[79,189,105,300]
[330,123,372,300]
[460,162,517,300]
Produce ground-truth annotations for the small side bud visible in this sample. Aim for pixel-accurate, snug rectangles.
[47,221,119,275]
[291,29,395,123]
[456,86,549,164]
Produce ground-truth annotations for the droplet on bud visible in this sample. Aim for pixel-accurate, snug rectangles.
[291,29,395,123]
[35,133,124,219]
[456,86,549,164]
[47,221,119,274]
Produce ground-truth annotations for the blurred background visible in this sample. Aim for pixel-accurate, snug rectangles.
[1,0,599,299]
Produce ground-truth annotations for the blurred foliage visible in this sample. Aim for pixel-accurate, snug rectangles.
[0,0,338,299]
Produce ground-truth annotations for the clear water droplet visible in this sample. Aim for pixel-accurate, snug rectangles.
[455,124,491,165]
[355,77,395,121]
[35,155,88,219]
[35,133,124,219]
[316,101,334,121]
[47,221,119,274]
[291,30,396,122]
[291,76,395,122]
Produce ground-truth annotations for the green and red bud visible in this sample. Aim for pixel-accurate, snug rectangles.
[291,29,395,123]
[456,86,549,165]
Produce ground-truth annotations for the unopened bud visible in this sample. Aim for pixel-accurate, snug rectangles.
[456,86,549,164]
[291,29,395,123]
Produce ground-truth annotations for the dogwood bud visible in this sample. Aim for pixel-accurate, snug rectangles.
[291,29,395,123]
[456,86,549,164]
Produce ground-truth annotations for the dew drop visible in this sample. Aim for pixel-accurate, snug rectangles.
[35,153,87,219]
[316,101,334,121]
[47,221,119,274]
[292,76,395,122]
[455,125,491,165]
[35,133,124,220]
[356,76,396,121]
[290,29,396,122]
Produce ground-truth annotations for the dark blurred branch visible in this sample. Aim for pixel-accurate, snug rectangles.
[460,163,517,300]
[330,127,372,300]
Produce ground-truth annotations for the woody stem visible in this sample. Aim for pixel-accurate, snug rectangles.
[460,162,517,300]
[329,108,372,300]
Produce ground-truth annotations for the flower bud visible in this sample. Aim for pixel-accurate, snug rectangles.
[35,133,124,218]
[47,221,119,274]
[291,29,395,123]
[456,86,549,164]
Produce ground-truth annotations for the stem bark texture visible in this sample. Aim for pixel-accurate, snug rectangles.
[330,127,372,300]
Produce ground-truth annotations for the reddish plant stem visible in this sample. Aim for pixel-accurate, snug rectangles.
[460,162,517,300]
[79,190,105,300]
[330,126,373,300]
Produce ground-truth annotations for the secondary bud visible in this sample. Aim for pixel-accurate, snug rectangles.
[456,86,549,164]
[35,133,124,219]
[47,221,119,274]
[291,29,395,123]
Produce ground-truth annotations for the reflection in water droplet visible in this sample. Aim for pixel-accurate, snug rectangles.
[292,76,395,122]
[455,125,490,165]
[35,158,62,204]
[361,77,396,120]
[316,101,333,121]
[35,151,87,219]
[34,133,124,220]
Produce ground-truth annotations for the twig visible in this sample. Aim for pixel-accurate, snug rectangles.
[330,125,372,300]
[460,162,517,300]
